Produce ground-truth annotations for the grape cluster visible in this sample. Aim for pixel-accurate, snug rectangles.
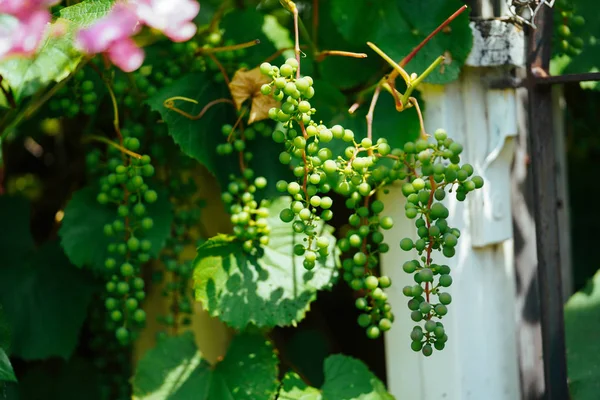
[554,0,586,57]
[217,122,272,254]
[95,140,158,344]
[396,129,483,356]
[48,69,100,117]
[260,58,400,335]
[259,58,484,349]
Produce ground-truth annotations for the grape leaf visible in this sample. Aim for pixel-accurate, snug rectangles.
[133,332,279,400]
[278,355,394,400]
[146,72,233,177]
[278,372,322,400]
[220,9,281,67]
[0,348,16,383]
[0,241,95,360]
[147,72,292,194]
[59,185,173,274]
[0,196,34,266]
[11,356,102,400]
[330,0,472,84]
[565,269,600,398]
[194,196,339,329]
[0,0,113,103]
[321,355,394,400]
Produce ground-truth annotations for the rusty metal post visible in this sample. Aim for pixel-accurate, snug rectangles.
[525,5,569,399]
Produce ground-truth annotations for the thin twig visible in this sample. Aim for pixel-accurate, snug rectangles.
[365,85,381,142]
[195,39,260,55]
[315,50,367,61]
[163,97,235,120]
[84,134,143,159]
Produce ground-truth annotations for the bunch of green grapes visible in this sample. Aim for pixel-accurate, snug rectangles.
[554,0,586,57]
[95,139,158,344]
[87,303,133,400]
[217,122,272,255]
[395,130,483,356]
[155,172,203,332]
[48,69,101,117]
[259,58,484,352]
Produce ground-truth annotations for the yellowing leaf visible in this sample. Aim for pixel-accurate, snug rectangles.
[229,67,279,124]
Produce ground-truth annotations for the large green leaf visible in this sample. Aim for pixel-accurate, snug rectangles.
[8,356,102,399]
[0,0,113,102]
[132,332,279,400]
[0,196,34,266]
[329,0,472,84]
[194,196,339,329]
[0,241,95,360]
[220,9,281,67]
[278,355,394,400]
[0,348,16,383]
[565,270,600,399]
[59,185,173,274]
[146,72,232,176]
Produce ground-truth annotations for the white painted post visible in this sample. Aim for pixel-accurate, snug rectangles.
[380,20,524,400]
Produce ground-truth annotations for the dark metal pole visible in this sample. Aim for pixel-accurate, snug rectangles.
[525,5,569,399]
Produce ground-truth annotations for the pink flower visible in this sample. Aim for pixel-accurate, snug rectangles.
[0,10,51,58]
[132,0,199,42]
[0,0,59,17]
[75,0,200,72]
[75,3,144,72]
[0,0,59,59]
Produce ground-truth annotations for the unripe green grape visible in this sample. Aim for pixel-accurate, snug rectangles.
[411,340,423,352]
[364,275,378,290]
[439,292,452,305]
[419,268,434,282]
[411,310,423,322]
[435,304,448,316]
[403,260,418,273]
[439,275,452,287]
[121,262,135,277]
[342,129,354,142]
[298,208,311,220]
[358,313,371,327]
[378,276,391,288]
[287,182,301,195]
[419,302,432,314]
[111,310,123,322]
[316,236,330,249]
[424,320,437,332]
[400,238,414,251]
[422,344,433,356]
[350,278,363,290]
[366,325,381,339]
[355,297,368,310]
[414,239,426,252]
[133,309,146,323]
[105,297,118,310]
[117,281,130,295]
[380,216,393,230]
[442,246,456,258]
[260,62,272,75]
[115,327,129,343]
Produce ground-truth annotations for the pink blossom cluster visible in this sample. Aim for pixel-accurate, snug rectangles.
[0,0,200,72]
[76,0,200,72]
[0,0,60,59]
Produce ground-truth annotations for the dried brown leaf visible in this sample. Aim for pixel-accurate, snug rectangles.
[229,67,280,124]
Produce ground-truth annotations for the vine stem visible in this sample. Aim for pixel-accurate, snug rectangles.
[424,175,437,304]
[163,97,235,120]
[195,39,260,55]
[84,135,143,159]
[208,53,232,86]
[292,3,301,79]
[395,5,467,71]
[365,85,381,142]
[315,50,367,61]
